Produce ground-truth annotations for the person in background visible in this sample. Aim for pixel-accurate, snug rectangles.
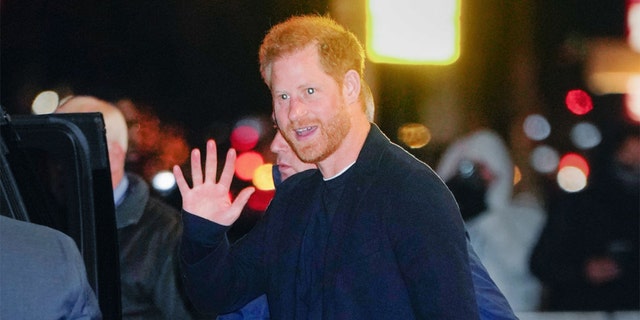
[436,129,546,312]
[175,14,478,319]
[56,96,207,319]
[0,215,102,319]
[530,130,639,311]
[115,98,190,185]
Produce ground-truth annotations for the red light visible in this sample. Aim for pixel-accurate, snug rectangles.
[558,153,590,177]
[247,189,275,211]
[565,89,594,115]
[230,125,260,152]
[234,151,264,181]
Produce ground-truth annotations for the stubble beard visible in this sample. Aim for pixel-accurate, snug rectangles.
[285,105,351,164]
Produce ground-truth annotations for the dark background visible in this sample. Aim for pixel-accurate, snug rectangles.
[1,1,627,145]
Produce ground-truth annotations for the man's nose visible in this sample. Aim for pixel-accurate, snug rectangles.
[288,97,307,122]
[270,132,287,153]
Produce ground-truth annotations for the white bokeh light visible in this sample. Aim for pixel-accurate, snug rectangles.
[570,122,602,150]
[530,145,559,174]
[523,114,551,141]
[31,91,59,114]
[557,166,587,193]
[152,170,177,193]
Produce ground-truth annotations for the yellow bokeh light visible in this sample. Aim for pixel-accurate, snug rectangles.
[513,166,522,186]
[366,0,461,65]
[253,163,275,191]
[234,151,263,181]
[397,123,431,148]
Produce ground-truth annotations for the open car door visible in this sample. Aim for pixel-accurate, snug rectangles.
[0,108,122,319]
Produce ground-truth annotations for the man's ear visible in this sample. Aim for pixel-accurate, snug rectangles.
[342,70,361,105]
[108,142,126,169]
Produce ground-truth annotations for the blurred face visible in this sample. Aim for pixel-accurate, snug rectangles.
[616,136,640,168]
[612,135,640,189]
[270,44,350,164]
[270,131,316,181]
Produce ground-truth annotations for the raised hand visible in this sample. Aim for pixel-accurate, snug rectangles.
[173,139,255,226]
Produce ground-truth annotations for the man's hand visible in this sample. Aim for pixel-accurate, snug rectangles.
[173,139,255,226]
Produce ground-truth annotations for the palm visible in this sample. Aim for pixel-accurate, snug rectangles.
[173,139,255,226]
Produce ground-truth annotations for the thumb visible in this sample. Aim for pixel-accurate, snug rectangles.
[231,186,256,212]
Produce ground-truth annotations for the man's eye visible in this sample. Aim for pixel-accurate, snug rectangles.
[306,88,315,95]
[280,93,289,100]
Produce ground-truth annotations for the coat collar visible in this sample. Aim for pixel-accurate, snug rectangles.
[115,173,149,229]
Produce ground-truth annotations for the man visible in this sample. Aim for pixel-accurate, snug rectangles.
[219,129,517,320]
[0,215,102,319]
[56,96,203,319]
[530,131,639,311]
[175,14,478,318]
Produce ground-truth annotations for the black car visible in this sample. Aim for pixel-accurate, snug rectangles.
[1,107,122,318]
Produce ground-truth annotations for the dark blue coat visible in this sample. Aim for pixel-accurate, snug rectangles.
[181,124,479,319]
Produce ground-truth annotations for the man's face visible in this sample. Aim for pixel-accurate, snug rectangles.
[270,44,351,164]
[270,131,316,181]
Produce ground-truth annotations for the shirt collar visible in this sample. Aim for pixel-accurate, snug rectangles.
[113,174,129,207]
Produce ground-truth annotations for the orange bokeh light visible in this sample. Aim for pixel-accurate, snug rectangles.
[558,152,590,177]
[235,151,264,181]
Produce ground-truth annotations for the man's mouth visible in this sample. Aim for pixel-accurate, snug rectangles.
[295,126,316,137]
[276,162,290,169]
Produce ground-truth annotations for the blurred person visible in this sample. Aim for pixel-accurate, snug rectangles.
[116,98,189,185]
[529,131,640,311]
[56,96,206,319]
[175,14,478,319]
[436,129,546,311]
[0,215,102,319]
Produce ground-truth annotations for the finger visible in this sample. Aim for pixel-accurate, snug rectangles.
[191,148,203,186]
[218,148,237,188]
[231,186,255,213]
[173,165,189,195]
[204,139,218,184]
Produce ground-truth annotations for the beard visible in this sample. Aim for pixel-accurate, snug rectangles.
[285,105,351,164]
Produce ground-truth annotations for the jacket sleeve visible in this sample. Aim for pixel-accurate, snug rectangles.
[467,240,518,320]
[179,210,268,315]
[387,170,479,319]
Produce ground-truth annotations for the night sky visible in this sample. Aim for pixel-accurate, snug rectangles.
[1,0,329,142]
[1,0,627,147]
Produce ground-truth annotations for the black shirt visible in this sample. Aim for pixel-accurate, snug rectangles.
[295,168,351,319]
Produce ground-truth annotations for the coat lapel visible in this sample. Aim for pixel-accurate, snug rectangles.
[269,170,323,316]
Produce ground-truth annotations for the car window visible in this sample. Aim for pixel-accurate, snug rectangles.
[1,109,122,319]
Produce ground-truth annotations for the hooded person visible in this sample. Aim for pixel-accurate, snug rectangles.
[437,129,546,311]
